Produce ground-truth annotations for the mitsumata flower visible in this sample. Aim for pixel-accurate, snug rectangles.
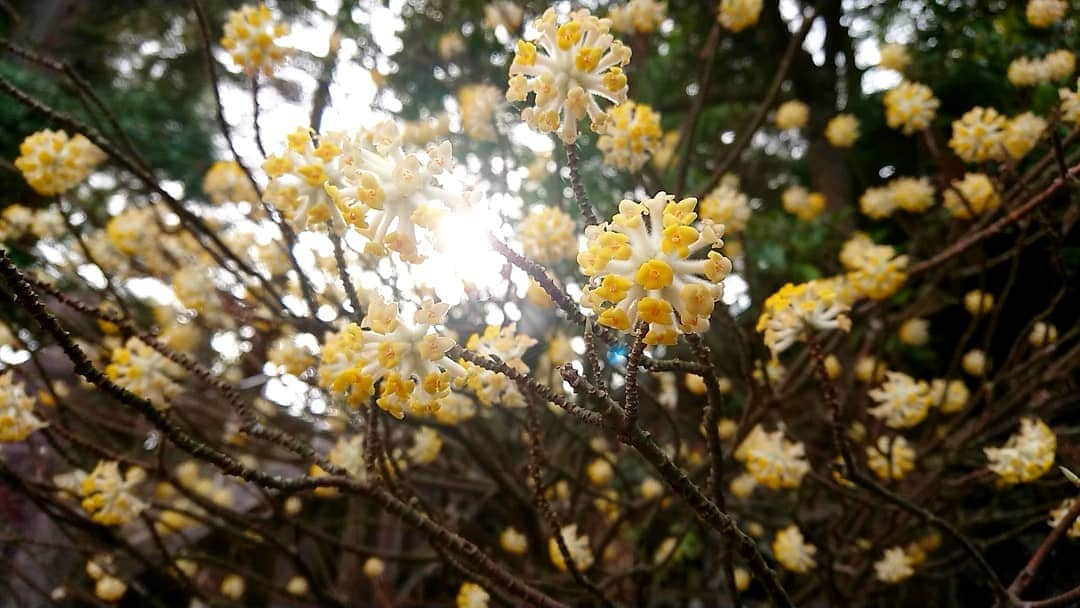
[929,379,969,414]
[578,192,731,345]
[1049,499,1080,539]
[203,160,258,204]
[597,100,662,171]
[80,461,147,526]
[944,173,999,219]
[1027,0,1068,27]
[463,324,536,407]
[1008,50,1075,87]
[609,0,667,34]
[506,8,632,144]
[549,524,594,571]
[734,424,810,490]
[774,100,809,130]
[773,525,816,573]
[1003,112,1047,160]
[220,4,289,75]
[883,81,939,134]
[845,242,908,301]
[458,84,503,142]
[756,279,852,357]
[457,582,490,608]
[878,44,910,72]
[263,129,362,231]
[0,371,48,443]
[866,435,916,481]
[407,427,443,464]
[105,338,182,409]
[318,298,466,418]
[985,418,1056,485]
[875,547,915,583]
[1061,78,1080,123]
[518,205,578,263]
[868,371,932,429]
[781,186,825,221]
[15,129,105,195]
[949,107,1007,163]
[700,177,751,234]
[825,113,860,147]
[718,0,763,32]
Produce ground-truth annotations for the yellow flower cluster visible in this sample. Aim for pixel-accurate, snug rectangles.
[1007,50,1075,87]
[774,100,809,130]
[929,378,970,414]
[15,129,105,195]
[843,240,908,301]
[220,4,289,76]
[772,525,816,573]
[1003,112,1048,160]
[1027,0,1068,27]
[874,546,915,583]
[596,100,662,171]
[756,279,852,357]
[985,418,1056,485]
[105,337,182,409]
[0,371,48,443]
[948,107,1007,163]
[868,371,932,429]
[549,524,594,571]
[609,0,667,34]
[866,435,915,481]
[943,173,999,219]
[267,334,315,376]
[518,205,578,263]
[457,582,490,608]
[578,192,730,345]
[317,298,466,418]
[87,556,127,602]
[1030,321,1059,347]
[1049,499,1080,539]
[506,8,632,144]
[500,527,528,554]
[458,84,502,142]
[964,289,994,316]
[883,81,939,135]
[203,160,258,204]
[878,44,910,72]
[463,324,537,407]
[718,0,763,33]
[825,113,860,147]
[734,424,810,490]
[80,461,147,526]
[781,185,826,221]
[263,129,360,230]
[699,177,751,234]
[408,426,443,465]
[1061,78,1080,124]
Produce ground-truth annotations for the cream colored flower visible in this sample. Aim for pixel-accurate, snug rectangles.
[866,435,915,481]
[948,107,1007,163]
[825,113,860,147]
[772,525,816,573]
[596,101,662,171]
[985,418,1056,485]
[878,44,910,72]
[609,0,667,34]
[944,173,998,219]
[549,524,594,571]
[220,4,288,76]
[1027,0,1068,27]
[782,186,826,221]
[1003,112,1047,160]
[898,318,929,346]
[883,81,939,135]
[874,546,915,583]
[774,100,809,130]
[718,0,763,32]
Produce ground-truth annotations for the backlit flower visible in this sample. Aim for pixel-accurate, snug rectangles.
[597,100,662,171]
[578,192,730,344]
[507,8,632,144]
[463,324,537,407]
[220,4,288,76]
[609,0,667,34]
[883,81,939,135]
[985,418,1056,485]
[518,205,578,263]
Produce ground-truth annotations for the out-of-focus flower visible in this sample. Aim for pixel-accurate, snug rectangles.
[1008,50,1075,86]
[438,32,466,60]
[782,186,825,221]
[964,290,994,316]
[220,574,245,600]
[463,324,536,407]
[878,44,910,72]
[203,160,257,204]
[1049,499,1080,538]
[756,279,852,356]
[1003,112,1047,160]
[898,318,929,346]
[825,114,860,147]
[609,0,667,34]
[105,338,181,409]
[1030,322,1058,347]
[1027,0,1068,27]
[506,8,631,144]
[518,205,578,263]
[948,107,1007,163]
[80,461,146,525]
[868,371,931,429]
[15,129,105,195]
[220,4,288,76]
[457,582,490,608]
[500,527,528,554]
[718,0,763,32]
[549,524,594,571]
[700,177,751,234]
[874,546,915,583]
[597,101,662,171]
[883,81,939,135]
[484,1,524,31]
[407,427,443,465]
[944,173,999,219]
[866,435,916,481]
[774,100,809,130]
[985,418,1056,485]
[363,557,385,578]
[0,372,47,442]
[890,176,936,213]
[458,84,503,142]
[962,349,987,377]
[929,379,969,414]
[734,424,809,490]
[773,525,816,573]
[1061,78,1080,123]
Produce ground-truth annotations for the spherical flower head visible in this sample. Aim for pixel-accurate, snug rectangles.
[700,181,751,234]
[518,205,578,263]
[1027,0,1068,27]
[15,129,105,195]
[484,1,524,31]
[963,290,994,316]
[944,173,999,219]
[1049,499,1080,539]
[408,426,443,464]
[263,128,363,232]
[1061,79,1080,124]
[929,378,969,414]
[756,279,853,357]
[898,317,930,346]
[962,349,987,377]
[0,371,48,443]
[878,44,911,72]
[640,477,664,500]
[1003,112,1047,160]
[401,113,451,146]
[774,100,809,130]
[549,524,594,572]
[79,461,147,526]
[609,0,667,34]
[1029,321,1058,347]
[220,574,245,600]
[457,582,490,608]
[855,356,885,384]
[203,160,258,204]
[772,525,816,573]
[1045,50,1076,80]
[597,100,662,171]
[781,186,826,221]
[350,121,468,263]
[868,371,932,429]
[890,176,936,213]
[846,243,908,301]
[874,546,915,583]
[220,4,288,76]
[838,232,875,270]
[363,557,385,578]
[578,192,730,344]
[825,113,860,147]
[104,338,181,409]
[324,435,368,482]
[438,32,466,61]
[318,299,466,418]
[500,527,528,555]
[718,0,763,32]
[286,576,309,596]
[859,185,897,220]
[1009,50,1075,86]
[883,81,939,135]
[507,8,632,144]
[735,424,810,490]
[948,107,1008,163]
[267,335,315,376]
[985,418,1056,485]
[587,457,614,486]
[866,435,916,481]
[173,266,220,316]
[434,392,477,425]
[458,84,503,142]
[463,324,537,407]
